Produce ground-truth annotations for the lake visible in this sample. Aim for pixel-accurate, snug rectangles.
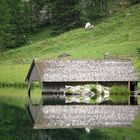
[0,87,140,140]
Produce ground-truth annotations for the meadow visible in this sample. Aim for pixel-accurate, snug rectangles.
[0,3,140,140]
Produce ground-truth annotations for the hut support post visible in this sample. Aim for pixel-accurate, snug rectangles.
[130,81,138,105]
[128,81,130,90]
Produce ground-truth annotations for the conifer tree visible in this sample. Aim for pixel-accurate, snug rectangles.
[51,0,81,33]
[0,0,12,49]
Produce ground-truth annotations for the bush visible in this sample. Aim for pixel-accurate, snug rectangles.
[90,84,97,93]
[110,86,130,96]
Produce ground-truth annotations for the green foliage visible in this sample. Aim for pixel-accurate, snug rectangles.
[110,86,130,104]
[0,3,139,64]
[0,0,12,49]
[0,0,138,48]
[110,86,130,96]
[50,0,81,33]
[65,89,73,95]
[136,48,140,60]
[109,94,129,105]
[80,0,108,22]
[90,84,97,93]
[130,0,140,4]
[0,64,29,86]
[0,0,51,49]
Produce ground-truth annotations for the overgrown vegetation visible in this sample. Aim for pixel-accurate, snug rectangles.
[65,89,73,95]
[109,86,130,104]
[90,84,97,93]
[110,86,130,95]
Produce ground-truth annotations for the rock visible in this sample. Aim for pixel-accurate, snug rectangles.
[104,90,109,99]
[97,85,102,93]
[85,22,94,30]
[58,53,70,58]
[85,127,91,133]
[82,95,90,103]
[96,96,102,103]
[65,84,110,104]
[82,85,91,94]
[71,96,81,103]
[85,22,91,29]
[126,13,131,16]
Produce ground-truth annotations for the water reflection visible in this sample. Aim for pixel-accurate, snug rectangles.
[0,88,140,140]
[0,103,40,140]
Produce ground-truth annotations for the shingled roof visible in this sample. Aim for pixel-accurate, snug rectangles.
[26,59,138,82]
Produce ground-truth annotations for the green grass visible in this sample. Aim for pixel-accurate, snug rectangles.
[0,64,29,86]
[90,84,97,93]
[0,4,140,65]
[0,4,139,85]
[0,87,41,106]
[109,86,130,104]
[110,86,130,96]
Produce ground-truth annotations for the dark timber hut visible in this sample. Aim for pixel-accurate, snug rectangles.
[26,59,139,129]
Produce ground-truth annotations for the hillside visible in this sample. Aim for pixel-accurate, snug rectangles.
[0,4,140,85]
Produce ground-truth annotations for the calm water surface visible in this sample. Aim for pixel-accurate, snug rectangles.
[0,88,140,140]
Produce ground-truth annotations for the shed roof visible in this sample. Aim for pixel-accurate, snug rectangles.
[26,59,138,82]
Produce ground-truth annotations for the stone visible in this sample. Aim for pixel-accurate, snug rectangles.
[85,127,91,133]
[85,22,94,30]
[57,53,71,58]
[65,84,110,104]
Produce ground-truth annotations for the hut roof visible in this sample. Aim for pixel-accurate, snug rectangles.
[26,59,138,82]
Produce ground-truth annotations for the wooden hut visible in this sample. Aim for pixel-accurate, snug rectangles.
[26,59,139,129]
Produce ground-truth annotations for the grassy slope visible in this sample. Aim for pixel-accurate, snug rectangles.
[0,4,140,85]
[0,4,140,63]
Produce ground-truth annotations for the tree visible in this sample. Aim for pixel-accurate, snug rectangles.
[130,0,140,4]
[80,0,108,22]
[0,0,51,49]
[0,0,13,49]
[50,0,81,33]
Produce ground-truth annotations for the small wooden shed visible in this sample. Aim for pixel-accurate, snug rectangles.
[26,59,139,129]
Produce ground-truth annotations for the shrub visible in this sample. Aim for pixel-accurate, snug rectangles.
[110,86,130,96]
[90,84,97,93]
